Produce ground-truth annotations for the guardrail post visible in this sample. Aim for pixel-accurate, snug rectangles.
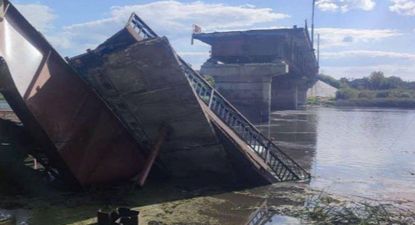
[208,89,215,108]
[265,141,272,164]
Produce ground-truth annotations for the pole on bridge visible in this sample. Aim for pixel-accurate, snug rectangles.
[311,0,316,49]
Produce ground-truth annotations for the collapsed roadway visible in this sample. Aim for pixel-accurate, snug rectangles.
[0,0,309,189]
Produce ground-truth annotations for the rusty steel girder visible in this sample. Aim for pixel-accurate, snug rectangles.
[0,0,156,187]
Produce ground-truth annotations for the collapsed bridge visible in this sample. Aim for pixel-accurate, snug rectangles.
[0,0,309,188]
[193,24,319,123]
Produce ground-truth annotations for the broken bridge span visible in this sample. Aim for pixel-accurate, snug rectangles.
[0,0,309,189]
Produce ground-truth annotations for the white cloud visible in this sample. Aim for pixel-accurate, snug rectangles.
[320,49,415,79]
[321,50,415,61]
[320,64,415,80]
[317,0,340,12]
[111,1,288,31]
[317,28,401,48]
[15,3,56,32]
[389,0,415,16]
[316,0,376,13]
[50,1,289,55]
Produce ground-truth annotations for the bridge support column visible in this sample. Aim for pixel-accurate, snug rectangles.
[271,75,309,110]
[201,62,288,123]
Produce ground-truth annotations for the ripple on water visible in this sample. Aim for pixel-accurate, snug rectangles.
[265,107,415,204]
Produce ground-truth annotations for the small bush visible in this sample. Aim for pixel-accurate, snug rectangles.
[389,89,413,98]
[307,97,320,105]
[336,88,358,100]
[357,90,375,99]
[376,91,389,98]
[204,75,215,87]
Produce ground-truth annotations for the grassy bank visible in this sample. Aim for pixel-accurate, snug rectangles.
[307,97,415,109]
[313,72,415,109]
[308,89,415,109]
[334,98,415,108]
[334,88,415,109]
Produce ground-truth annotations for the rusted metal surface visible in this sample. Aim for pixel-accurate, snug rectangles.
[136,125,169,186]
[0,1,154,187]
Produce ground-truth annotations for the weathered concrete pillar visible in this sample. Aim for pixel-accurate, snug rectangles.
[271,75,308,110]
[201,62,288,123]
[296,81,309,108]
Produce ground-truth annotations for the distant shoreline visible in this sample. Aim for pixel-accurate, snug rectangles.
[308,98,415,109]
[334,99,415,109]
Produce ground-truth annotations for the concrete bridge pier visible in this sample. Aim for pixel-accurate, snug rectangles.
[201,62,288,123]
[271,75,309,110]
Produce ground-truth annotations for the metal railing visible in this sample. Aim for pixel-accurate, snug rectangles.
[180,59,310,181]
[128,13,158,39]
[128,13,310,181]
[245,201,272,225]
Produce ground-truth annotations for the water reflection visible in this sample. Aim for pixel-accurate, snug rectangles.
[259,107,415,204]
[257,109,317,171]
[0,209,30,225]
[245,200,303,225]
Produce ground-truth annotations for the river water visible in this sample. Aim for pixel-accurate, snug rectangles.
[1,104,414,224]
[258,107,415,204]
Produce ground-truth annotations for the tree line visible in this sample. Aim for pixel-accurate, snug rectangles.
[317,72,415,101]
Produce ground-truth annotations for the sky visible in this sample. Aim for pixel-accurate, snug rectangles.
[11,0,415,81]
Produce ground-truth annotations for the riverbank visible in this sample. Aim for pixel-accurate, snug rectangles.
[1,181,414,225]
[334,98,415,108]
[308,97,415,109]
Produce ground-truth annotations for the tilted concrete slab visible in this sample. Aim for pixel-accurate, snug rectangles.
[70,37,235,179]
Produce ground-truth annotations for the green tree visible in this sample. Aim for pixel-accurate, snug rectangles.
[369,71,386,90]
[339,77,350,88]
[336,88,358,100]
[385,76,404,89]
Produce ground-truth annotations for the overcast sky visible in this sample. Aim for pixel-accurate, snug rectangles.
[12,0,415,80]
